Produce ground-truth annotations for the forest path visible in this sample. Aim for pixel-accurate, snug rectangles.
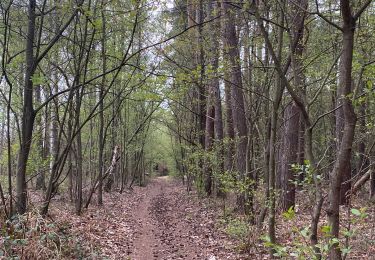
[130,177,161,260]
[128,176,240,260]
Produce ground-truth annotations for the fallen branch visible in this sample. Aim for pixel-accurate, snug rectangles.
[351,169,372,195]
[84,146,120,208]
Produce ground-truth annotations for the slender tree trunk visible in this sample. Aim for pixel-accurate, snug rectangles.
[204,0,220,196]
[335,76,352,206]
[328,1,357,258]
[268,8,285,251]
[98,1,107,205]
[35,85,46,190]
[6,81,13,214]
[16,0,37,214]
[370,151,375,198]
[258,8,271,227]
[64,102,73,202]
[221,4,235,176]
[297,115,305,186]
[75,90,83,215]
[223,74,235,173]
[213,22,225,198]
[204,100,215,195]
[356,83,368,175]
[197,0,205,152]
[49,81,59,190]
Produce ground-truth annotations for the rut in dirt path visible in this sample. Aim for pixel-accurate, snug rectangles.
[129,177,241,260]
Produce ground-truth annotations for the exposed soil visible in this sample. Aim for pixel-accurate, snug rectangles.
[45,176,244,259]
[129,176,241,260]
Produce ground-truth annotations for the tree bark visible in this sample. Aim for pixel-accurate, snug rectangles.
[16,0,37,214]
[335,73,352,206]
[98,0,107,205]
[221,0,250,213]
[213,16,225,197]
[75,89,83,216]
[35,84,46,190]
[328,1,358,258]
[204,0,221,196]
[280,103,299,211]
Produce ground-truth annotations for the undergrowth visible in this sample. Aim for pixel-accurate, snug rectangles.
[219,210,252,252]
[0,208,94,259]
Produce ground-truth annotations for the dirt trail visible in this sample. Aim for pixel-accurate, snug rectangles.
[129,176,240,260]
[55,176,243,259]
[131,179,160,260]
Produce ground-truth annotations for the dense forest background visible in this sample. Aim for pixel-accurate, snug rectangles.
[0,0,375,259]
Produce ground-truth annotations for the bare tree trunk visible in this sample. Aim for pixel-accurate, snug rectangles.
[16,0,37,214]
[98,1,107,205]
[75,89,83,215]
[370,152,375,198]
[204,0,220,196]
[35,84,46,190]
[213,16,225,197]
[328,1,360,258]
[67,107,74,202]
[6,80,13,215]
[0,120,7,213]
[221,0,250,213]
[280,103,299,211]
[280,0,308,210]
[258,7,271,227]
[197,0,206,153]
[268,7,285,251]
[85,146,120,208]
[221,2,235,176]
[356,92,368,175]
[223,75,235,173]
[50,83,59,191]
[335,75,352,206]
[297,114,305,186]
[204,102,215,195]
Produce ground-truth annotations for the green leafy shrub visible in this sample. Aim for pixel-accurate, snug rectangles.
[261,206,368,259]
[225,218,249,240]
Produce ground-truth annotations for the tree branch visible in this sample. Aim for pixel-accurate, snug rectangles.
[354,0,373,20]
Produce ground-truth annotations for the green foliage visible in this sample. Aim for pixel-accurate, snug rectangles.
[282,206,295,220]
[218,214,250,252]
[290,160,318,188]
[145,118,176,175]
[225,218,249,240]
[261,207,369,259]
[31,73,47,85]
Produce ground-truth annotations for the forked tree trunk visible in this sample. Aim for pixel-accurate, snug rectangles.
[280,0,308,209]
